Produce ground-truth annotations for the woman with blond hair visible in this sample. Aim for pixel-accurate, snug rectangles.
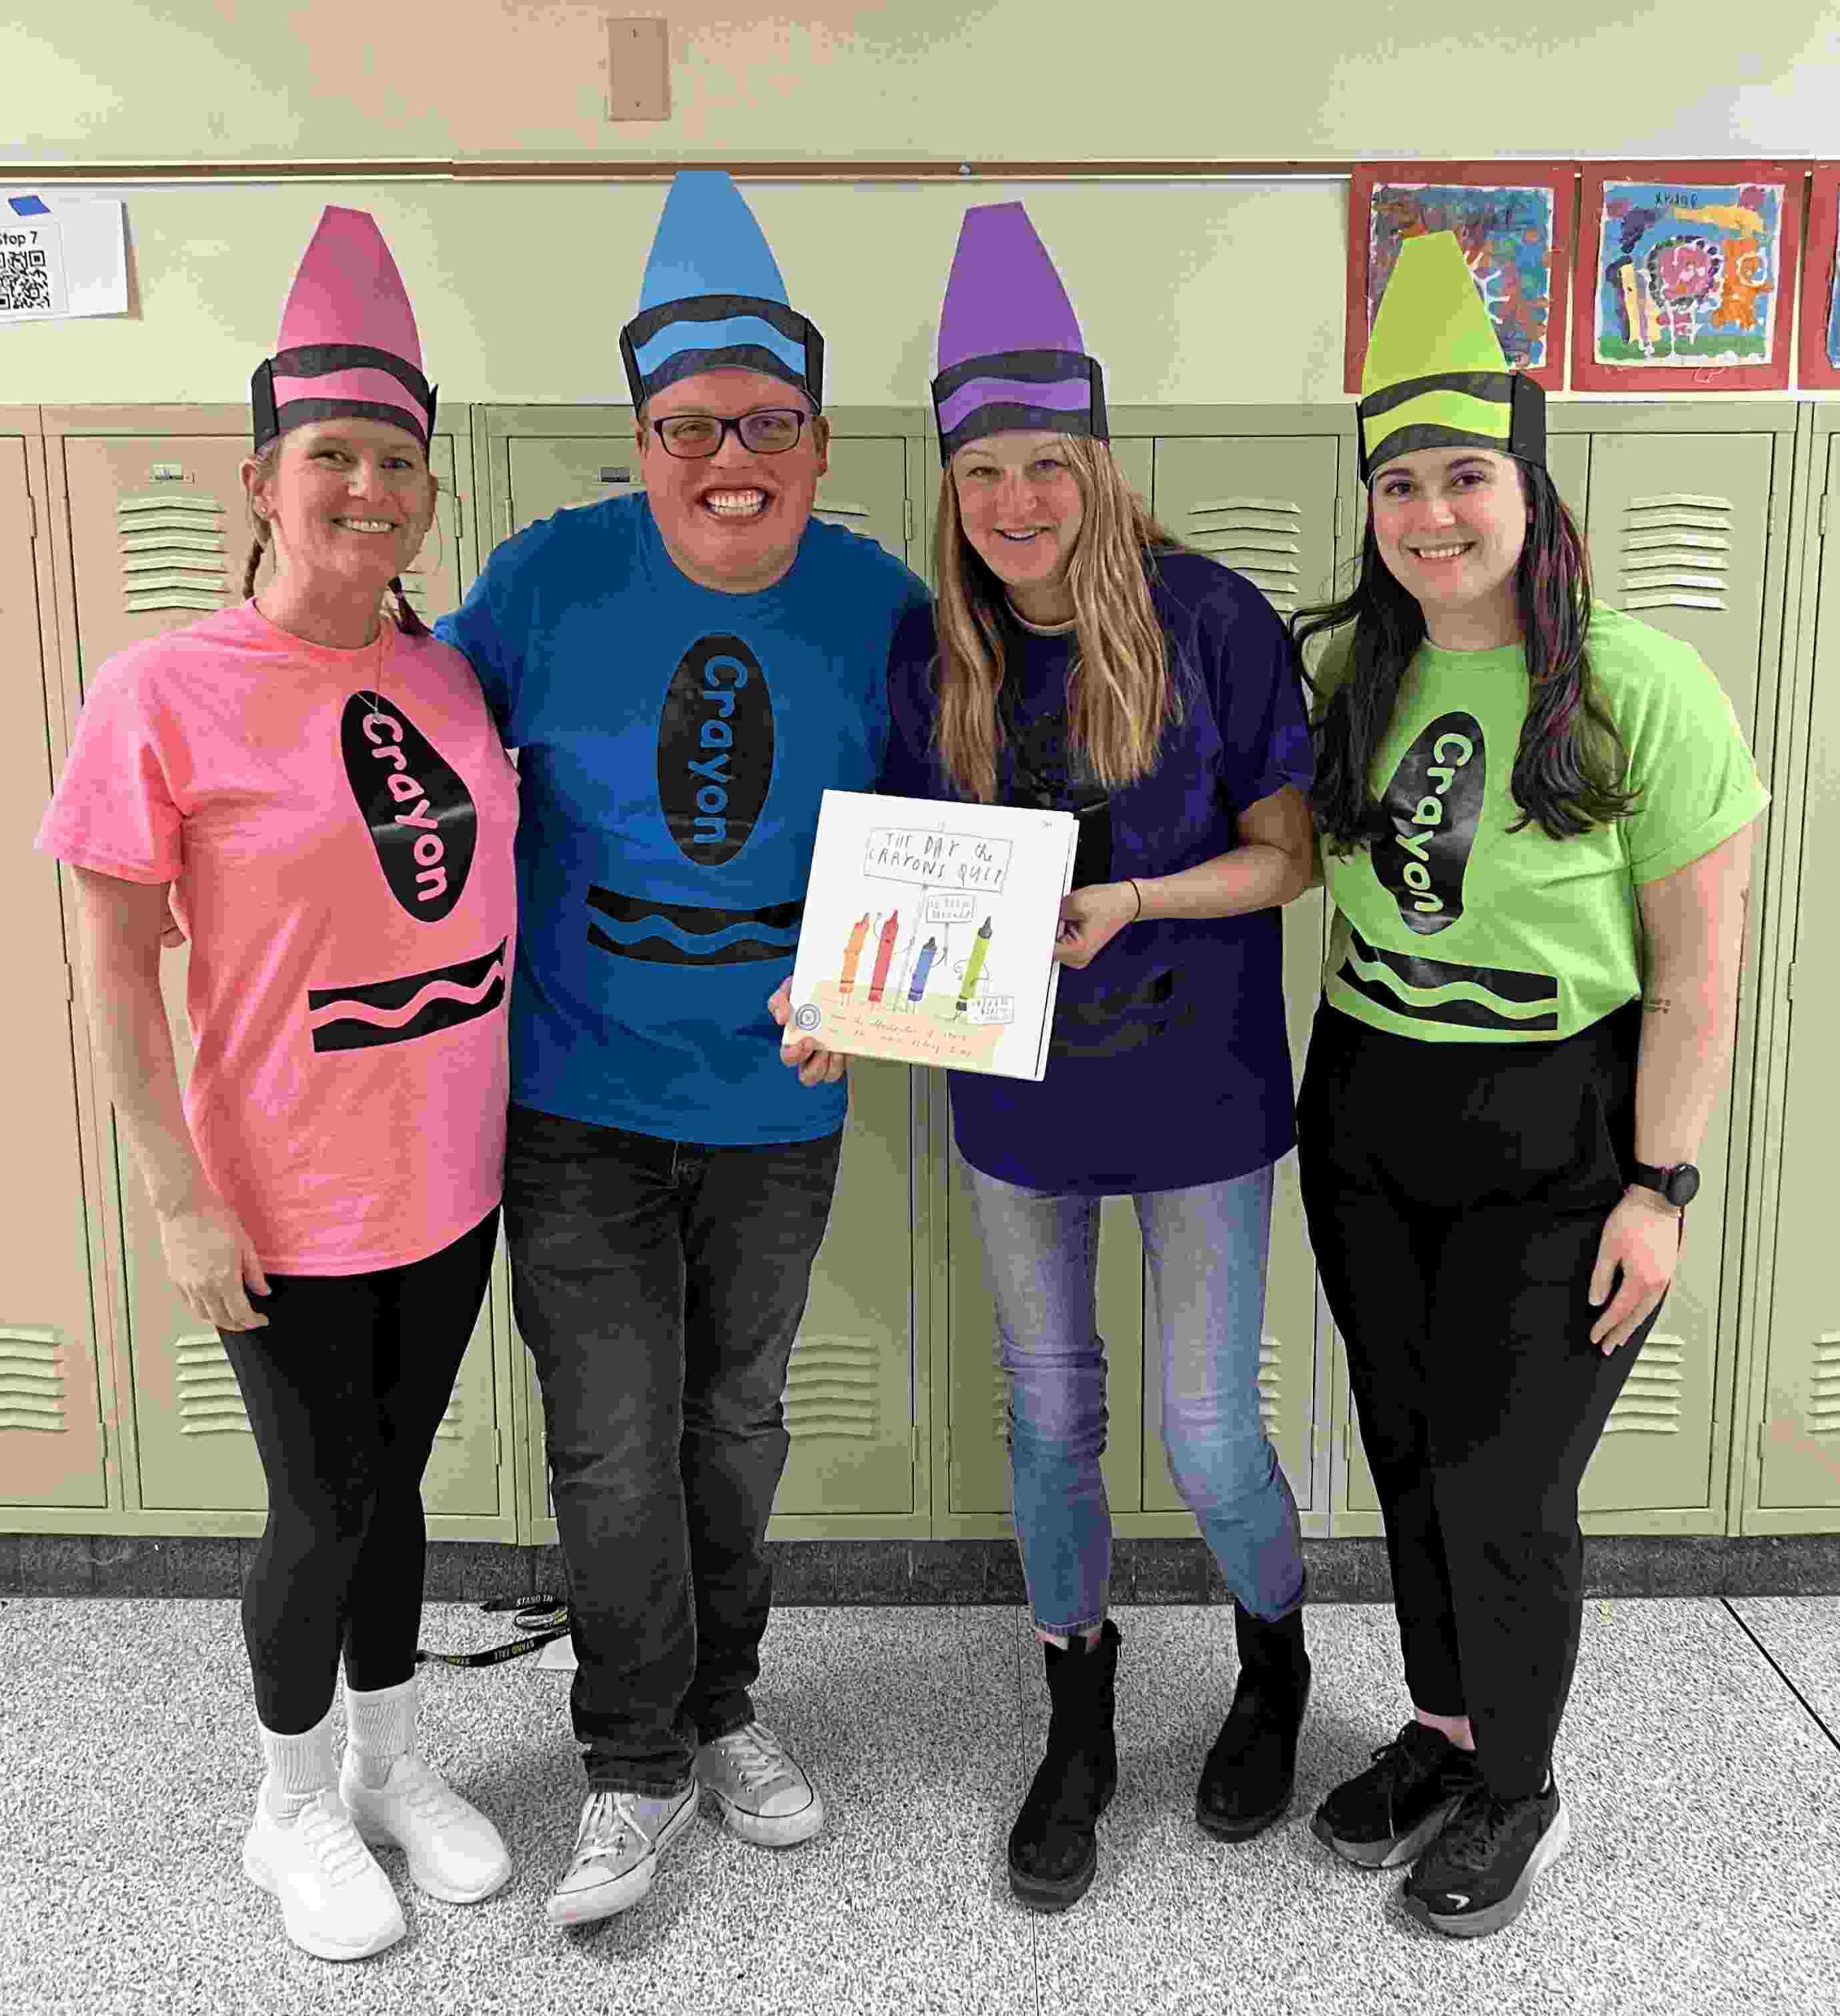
[787,203,1318,1908]
[37,208,517,1962]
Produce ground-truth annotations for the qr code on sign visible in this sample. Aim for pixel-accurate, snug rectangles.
[1,248,53,313]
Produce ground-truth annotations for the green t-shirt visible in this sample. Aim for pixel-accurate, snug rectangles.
[1314,602,1767,1044]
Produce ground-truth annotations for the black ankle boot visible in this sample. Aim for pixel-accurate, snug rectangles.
[1196,1600,1311,1843]
[1007,1618,1120,1910]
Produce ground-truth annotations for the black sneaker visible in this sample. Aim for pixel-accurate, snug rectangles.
[1401,1777,1570,1939]
[1311,1721,1483,1870]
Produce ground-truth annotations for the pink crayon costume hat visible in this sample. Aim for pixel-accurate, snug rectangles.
[931,201,1106,463]
[250,206,436,452]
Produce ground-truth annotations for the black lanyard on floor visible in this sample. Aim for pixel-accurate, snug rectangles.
[415,1594,572,1668]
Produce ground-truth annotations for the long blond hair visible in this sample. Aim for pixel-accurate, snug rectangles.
[933,434,1183,803]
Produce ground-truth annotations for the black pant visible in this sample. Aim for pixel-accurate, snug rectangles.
[1297,1001,1662,1800]
[220,1209,499,1733]
[503,1103,844,1796]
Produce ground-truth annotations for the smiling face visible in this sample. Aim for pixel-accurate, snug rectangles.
[950,431,1085,619]
[243,417,435,600]
[1369,446,1529,643]
[637,368,829,595]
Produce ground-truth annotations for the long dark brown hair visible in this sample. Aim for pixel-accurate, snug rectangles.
[1296,456,1637,851]
[240,436,433,639]
[933,435,1184,802]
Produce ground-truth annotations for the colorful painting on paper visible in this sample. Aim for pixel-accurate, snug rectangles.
[1367,183,1557,372]
[1827,242,1840,373]
[1593,181,1782,368]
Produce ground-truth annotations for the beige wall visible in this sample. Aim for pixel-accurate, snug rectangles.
[2,2,1834,406]
[7,1,1838,163]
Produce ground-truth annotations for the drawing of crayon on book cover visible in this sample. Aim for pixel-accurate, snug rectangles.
[796,825,1020,1072]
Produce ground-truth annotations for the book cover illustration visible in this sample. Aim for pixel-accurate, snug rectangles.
[788,791,1079,1080]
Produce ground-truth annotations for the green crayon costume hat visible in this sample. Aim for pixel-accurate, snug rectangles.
[1356,231,1545,481]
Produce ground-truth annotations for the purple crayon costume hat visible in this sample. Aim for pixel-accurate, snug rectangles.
[250,206,435,453]
[932,202,1107,464]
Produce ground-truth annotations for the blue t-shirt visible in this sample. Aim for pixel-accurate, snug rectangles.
[436,494,929,1144]
[881,550,1313,1194]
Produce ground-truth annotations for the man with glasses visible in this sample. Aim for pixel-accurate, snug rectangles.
[435,171,927,1927]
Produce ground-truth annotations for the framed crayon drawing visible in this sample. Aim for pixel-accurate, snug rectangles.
[1797,165,1840,391]
[1573,162,1803,391]
[1345,162,1574,394]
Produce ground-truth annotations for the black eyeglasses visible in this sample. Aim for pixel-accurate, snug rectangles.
[650,409,809,459]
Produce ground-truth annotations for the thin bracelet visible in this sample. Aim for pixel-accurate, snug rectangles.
[1127,879,1143,921]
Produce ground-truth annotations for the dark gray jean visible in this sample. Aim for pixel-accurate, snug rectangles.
[503,1102,844,1795]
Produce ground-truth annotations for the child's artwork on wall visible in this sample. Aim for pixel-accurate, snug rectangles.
[1574,163,1801,391]
[1345,163,1573,394]
[1797,165,1840,391]
[787,791,1078,1080]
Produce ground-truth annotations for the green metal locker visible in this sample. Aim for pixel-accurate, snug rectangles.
[34,407,514,1539]
[476,403,932,1540]
[1742,408,1840,1529]
[1,421,114,1518]
[1334,404,1796,1535]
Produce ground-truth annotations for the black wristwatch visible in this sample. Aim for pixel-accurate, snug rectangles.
[1627,1161,1701,1209]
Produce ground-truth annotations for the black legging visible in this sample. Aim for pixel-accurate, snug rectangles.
[1297,1001,1660,1801]
[219,1209,498,1732]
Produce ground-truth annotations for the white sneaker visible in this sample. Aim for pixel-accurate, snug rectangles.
[546,1782,699,1928]
[243,1786,406,1962]
[696,1722,824,1847]
[341,1748,511,1904]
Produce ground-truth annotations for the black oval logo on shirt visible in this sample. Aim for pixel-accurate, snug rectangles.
[339,694,477,922]
[1373,710,1484,936]
[656,634,775,868]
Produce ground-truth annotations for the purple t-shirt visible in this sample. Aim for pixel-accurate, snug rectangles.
[880,550,1313,1195]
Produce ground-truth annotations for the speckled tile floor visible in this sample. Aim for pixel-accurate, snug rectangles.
[2,1597,1836,2016]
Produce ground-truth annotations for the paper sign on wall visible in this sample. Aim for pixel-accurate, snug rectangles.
[0,192,128,324]
[788,790,1079,1081]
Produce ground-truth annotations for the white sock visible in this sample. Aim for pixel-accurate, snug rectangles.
[343,1675,417,1792]
[258,1706,337,1822]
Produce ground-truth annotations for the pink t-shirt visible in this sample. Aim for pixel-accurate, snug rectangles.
[36,602,518,1274]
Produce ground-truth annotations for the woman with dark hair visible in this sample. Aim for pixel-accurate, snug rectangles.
[36,208,518,1961]
[781,202,1318,1910]
[1293,232,1766,1939]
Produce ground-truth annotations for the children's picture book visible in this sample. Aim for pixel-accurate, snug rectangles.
[788,791,1080,1080]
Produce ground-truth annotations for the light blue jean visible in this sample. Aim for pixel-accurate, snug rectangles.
[964,1158,1306,1637]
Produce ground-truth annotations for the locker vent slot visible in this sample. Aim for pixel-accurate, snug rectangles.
[432,1392,464,1443]
[1604,1332,1684,1434]
[1808,1332,1840,1436]
[566,469,644,512]
[118,492,229,614]
[1180,497,1305,613]
[814,494,871,526]
[1619,494,1733,614]
[175,1332,254,1436]
[1257,1336,1281,1432]
[0,1327,66,1433]
[783,1333,879,1442]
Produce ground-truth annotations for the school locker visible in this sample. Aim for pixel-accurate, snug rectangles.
[1334,409,1794,1532]
[477,404,930,1536]
[1746,414,1840,1525]
[42,408,510,1531]
[0,423,113,1514]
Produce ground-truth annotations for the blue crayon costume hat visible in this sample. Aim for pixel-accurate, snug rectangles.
[1356,230,1544,481]
[932,202,1107,462]
[620,171,823,410]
